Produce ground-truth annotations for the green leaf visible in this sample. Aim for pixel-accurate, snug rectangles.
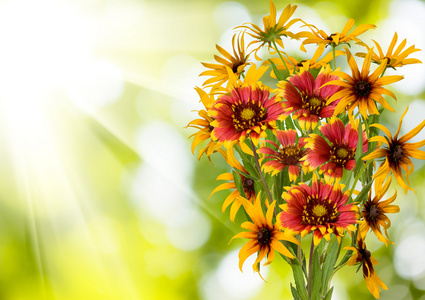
[354,118,364,177]
[311,248,322,300]
[285,116,296,130]
[355,180,373,205]
[323,286,334,300]
[268,59,285,81]
[232,170,246,198]
[290,283,301,300]
[321,239,339,295]
[233,167,258,181]
[290,259,308,300]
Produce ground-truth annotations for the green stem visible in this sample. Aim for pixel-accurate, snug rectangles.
[272,40,290,75]
[348,160,373,200]
[327,262,347,292]
[250,140,274,205]
[308,235,314,299]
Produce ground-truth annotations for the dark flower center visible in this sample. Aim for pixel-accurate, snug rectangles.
[232,62,245,74]
[326,33,337,41]
[279,145,306,165]
[257,228,272,245]
[359,247,372,261]
[297,59,308,67]
[384,57,392,65]
[354,81,372,97]
[302,95,326,115]
[330,145,355,166]
[369,206,380,220]
[242,177,255,192]
[208,124,214,132]
[302,195,338,225]
[232,100,266,132]
[391,145,404,162]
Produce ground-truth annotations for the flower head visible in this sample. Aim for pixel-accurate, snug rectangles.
[363,107,425,194]
[345,237,388,299]
[277,66,343,130]
[359,178,399,246]
[237,1,301,60]
[298,18,376,51]
[258,129,309,181]
[186,87,225,162]
[304,118,367,182]
[279,174,358,245]
[266,44,345,77]
[356,32,422,68]
[210,165,257,222]
[200,32,250,88]
[210,85,285,146]
[324,48,404,118]
[231,195,299,277]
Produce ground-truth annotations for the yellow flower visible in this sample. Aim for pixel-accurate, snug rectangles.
[359,178,399,246]
[356,32,422,68]
[186,87,225,163]
[298,18,376,51]
[200,32,250,88]
[345,237,388,299]
[324,48,403,118]
[230,195,298,277]
[236,1,301,60]
[363,107,425,194]
[265,44,345,77]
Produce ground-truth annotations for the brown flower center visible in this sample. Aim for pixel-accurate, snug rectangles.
[297,59,308,67]
[302,95,326,115]
[279,145,306,165]
[391,145,404,162]
[208,124,214,132]
[383,57,392,65]
[326,33,337,41]
[232,62,245,74]
[257,228,272,245]
[302,196,338,225]
[242,177,255,192]
[369,206,380,220]
[232,100,266,132]
[330,145,355,166]
[354,81,372,97]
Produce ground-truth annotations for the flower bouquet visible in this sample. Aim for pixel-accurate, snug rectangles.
[187,1,423,299]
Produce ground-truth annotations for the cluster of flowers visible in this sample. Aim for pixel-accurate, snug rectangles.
[187,1,423,299]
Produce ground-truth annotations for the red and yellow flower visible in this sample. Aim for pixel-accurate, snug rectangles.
[258,129,309,181]
[345,237,388,299]
[210,84,285,146]
[324,48,404,118]
[304,118,367,182]
[231,195,299,277]
[279,174,358,245]
[363,107,425,194]
[359,178,399,246]
[277,65,343,130]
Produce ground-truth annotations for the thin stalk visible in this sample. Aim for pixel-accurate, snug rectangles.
[272,40,290,75]
[251,140,274,204]
[327,262,347,291]
[308,235,314,299]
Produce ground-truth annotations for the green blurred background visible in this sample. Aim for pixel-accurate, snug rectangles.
[0,0,425,299]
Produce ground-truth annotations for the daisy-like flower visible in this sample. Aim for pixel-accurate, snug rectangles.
[231,196,299,277]
[236,1,301,60]
[209,165,257,222]
[324,48,404,118]
[359,178,399,246]
[345,237,388,299]
[266,44,345,77]
[258,129,309,181]
[356,32,422,69]
[277,65,343,130]
[210,84,285,146]
[298,18,376,51]
[304,118,367,182]
[363,107,425,194]
[186,87,225,162]
[200,32,250,88]
[279,174,358,245]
